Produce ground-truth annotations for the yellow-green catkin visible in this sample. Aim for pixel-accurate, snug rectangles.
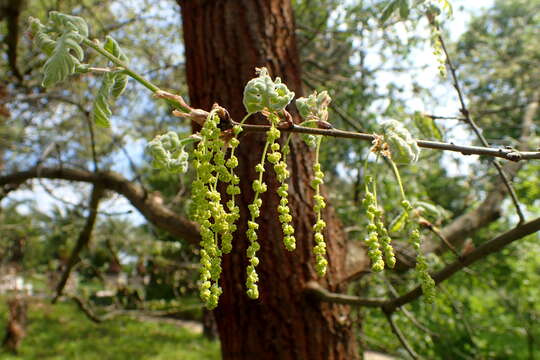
[362,179,384,272]
[266,115,296,251]
[402,200,436,303]
[223,125,243,254]
[311,136,328,276]
[376,218,396,269]
[245,123,278,299]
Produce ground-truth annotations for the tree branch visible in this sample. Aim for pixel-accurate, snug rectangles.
[386,216,540,313]
[383,311,420,360]
[234,122,540,161]
[435,26,525,222]
[423,89,539,255]
[0,166,201,244]
[53,185,105,303]
[305,216,540,312]
[304,281,386,307]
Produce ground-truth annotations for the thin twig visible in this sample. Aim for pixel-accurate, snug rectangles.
[70,295,105,323]
[383,311,420,360]
[385,278,439,338]
[425,114,465,121]
[232,121,540,161]
[84,113,99,172]
[421,222,460,258]
[435,29,525,223]
[304,281,386,307]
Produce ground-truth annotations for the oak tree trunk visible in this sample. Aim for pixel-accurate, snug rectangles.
[179,1,358,359]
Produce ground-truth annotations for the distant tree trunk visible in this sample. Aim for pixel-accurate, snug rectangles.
[179,1,357,359]
[202,309,218,341]
[0,84,10,173]
[2,296,27,354]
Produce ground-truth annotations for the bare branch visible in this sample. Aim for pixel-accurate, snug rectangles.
[304,281,386,307]
[384,311,420,360]
[386,216,540,312]
[435,26,525,222]
[70,295,105,323]
[0,167,201,244]
[234,121,540,161]
[305,216,540,312]
[53,185,105,303]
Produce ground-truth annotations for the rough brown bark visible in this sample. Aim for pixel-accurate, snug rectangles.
[179,1,357,359]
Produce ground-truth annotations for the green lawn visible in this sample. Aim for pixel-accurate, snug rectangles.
[0,298,220,360]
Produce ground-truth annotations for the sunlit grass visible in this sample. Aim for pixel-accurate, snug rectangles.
[0,297,220,360]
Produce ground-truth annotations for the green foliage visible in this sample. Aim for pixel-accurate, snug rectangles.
[92,72,116,128]
[413,111,442,140]
[29,12,130,128]
[380,0,452,23]
[103,36,129,97]
[92,37,130,127]
[296,91,331,147]
[296,90,331,123]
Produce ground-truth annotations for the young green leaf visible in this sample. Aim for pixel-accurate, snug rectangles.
[389,210,409,233]
[92,73,115,128]
[380,119,421,164]
[103,36,129,98]
[28,18,55,56]
[413,111,442,140]
[41,31,85,87]
[243,67,295,113]
[399,0,410,19]
[48,11,89,37]
[381,0,398,23]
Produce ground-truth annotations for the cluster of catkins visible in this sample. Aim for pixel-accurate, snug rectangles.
[146,68,333,307]
[369,120,436,302]
[242,69,332,296]
[147,67,435,308]
[362,177,396,272]
[425,1,450,78]
[191,110,241,309]
[29,11,437,309]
